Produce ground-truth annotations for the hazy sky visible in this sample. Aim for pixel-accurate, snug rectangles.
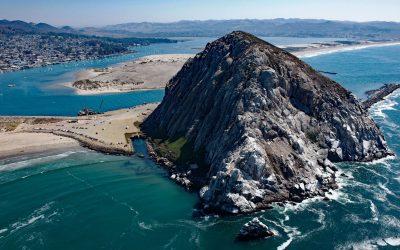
[1,0,399,27]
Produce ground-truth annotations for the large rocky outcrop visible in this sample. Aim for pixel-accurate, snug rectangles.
[142,31,391,214]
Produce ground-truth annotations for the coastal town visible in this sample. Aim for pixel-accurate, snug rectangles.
[0,33,130,73]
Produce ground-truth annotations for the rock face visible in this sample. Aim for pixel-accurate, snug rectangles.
[236,218,274,241]
[143,31,391,214]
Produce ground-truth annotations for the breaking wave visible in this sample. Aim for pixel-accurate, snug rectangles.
[369,89,400,119]
[0,151,79,173]
[1,202,58,237]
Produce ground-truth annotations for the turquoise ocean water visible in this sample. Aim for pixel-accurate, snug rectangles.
[0,36,341,116]
[0,38,399,249]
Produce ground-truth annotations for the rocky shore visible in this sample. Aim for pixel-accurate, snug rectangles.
[143,31,392,215]
[362,83,400,109]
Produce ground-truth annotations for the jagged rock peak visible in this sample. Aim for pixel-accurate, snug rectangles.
[143,31,391,215]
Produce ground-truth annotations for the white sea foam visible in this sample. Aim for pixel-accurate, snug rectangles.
[189,231,200,247]
[277,237,294,250]
[277,226,301,250]
[376,239,387,246]
[369,89,400,119]
[179,218,220,230]
[381,215,400,228]
[369,201,379,221]
[8,202,55,234]
[292,208,327,241]
[336,239,379,250]
[163,234,178,249]
[384,237,400,246]
[138,222,153,231]
[0,151,78,173]
[378,182,396,197]
[362,154,396,166]
[274,208,302,250]
[337,237,400,250]
[11,215,45,232]
[351,241,379,250]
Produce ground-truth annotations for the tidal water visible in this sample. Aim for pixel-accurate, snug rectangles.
[0,36,341,116]
[0,38,399,249]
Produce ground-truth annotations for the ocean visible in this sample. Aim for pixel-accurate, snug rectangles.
[0,38,399,249]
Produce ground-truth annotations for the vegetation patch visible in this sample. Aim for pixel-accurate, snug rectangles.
[133,120,142,128]
[0,120,21,132]
[154,136,193,164]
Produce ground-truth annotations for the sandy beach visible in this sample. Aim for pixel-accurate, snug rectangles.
[66,54,193,95]
[0,103,159,158]
[291,40,400,58]
[0,132,80,160]
[62,41,400,95]
[3,40,400,159]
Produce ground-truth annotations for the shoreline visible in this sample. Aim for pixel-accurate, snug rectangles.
[292,41,400,58]
[0,132,81,161]
[0,103,158,159]
[62,41,400,95]
[63,81,164,95]
[2,41,399,159]
[0,51,133,75]
[64,54,192,95]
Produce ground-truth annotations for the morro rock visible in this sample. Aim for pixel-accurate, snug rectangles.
[142,31,391,214]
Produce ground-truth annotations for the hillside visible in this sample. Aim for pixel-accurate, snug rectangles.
[96,19,400,39]
[143,31,391,214]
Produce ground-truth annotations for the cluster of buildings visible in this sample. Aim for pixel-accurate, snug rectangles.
[0,34,128,73]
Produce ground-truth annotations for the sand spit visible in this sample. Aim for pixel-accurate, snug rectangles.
[0,103,158,158]
[64,42,400,95]
[291,40,400,58]
[68,54,193,95]
[0,132,80,160]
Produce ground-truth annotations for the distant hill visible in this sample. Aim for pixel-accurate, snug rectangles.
[0,19,75,34]
[0,19,177,44]
[91,19,400,39]
[0,20,178,73]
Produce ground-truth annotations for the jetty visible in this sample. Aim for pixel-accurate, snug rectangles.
[0,103,158,157]
[362,83,400,109]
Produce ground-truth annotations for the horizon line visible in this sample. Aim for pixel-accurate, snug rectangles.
[2,17,400,29]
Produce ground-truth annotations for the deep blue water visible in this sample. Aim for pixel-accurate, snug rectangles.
[304,45,400,98]
[0,38,399,249]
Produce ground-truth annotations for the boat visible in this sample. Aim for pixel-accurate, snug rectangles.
[7,83,16,87]
[77,99,104,116]
[77,108,100,116]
